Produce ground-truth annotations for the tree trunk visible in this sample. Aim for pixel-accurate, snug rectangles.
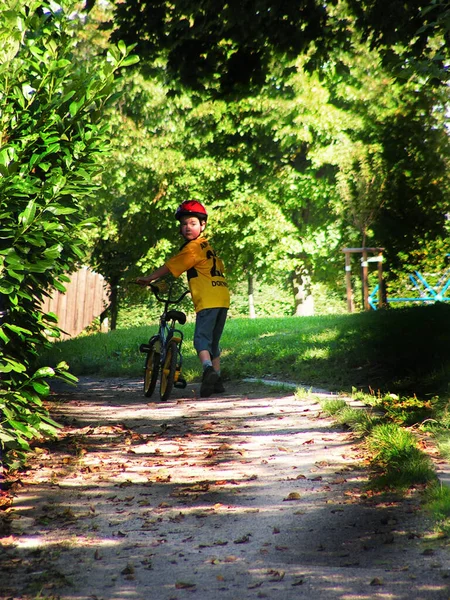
[292,265,314,316]
[247,272,256,319]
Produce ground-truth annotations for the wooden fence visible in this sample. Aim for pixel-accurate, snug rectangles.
[41,267,110,339]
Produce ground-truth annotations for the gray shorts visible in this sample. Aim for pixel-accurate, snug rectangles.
[193,308,228,359]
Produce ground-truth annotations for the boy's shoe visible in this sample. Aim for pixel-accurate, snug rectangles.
[214,377,225,393]
[200,366,219,397]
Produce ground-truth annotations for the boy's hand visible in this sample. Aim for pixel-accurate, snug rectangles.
[135,276,151,286]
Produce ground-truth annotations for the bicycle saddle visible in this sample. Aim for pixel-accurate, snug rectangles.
[166,310,186,325]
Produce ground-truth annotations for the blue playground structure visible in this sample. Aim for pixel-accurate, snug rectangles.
[369,262,450,310]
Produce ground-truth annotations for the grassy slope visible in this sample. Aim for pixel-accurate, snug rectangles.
[40,303,450,399]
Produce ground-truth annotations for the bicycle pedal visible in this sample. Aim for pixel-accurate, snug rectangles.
[139,344,151,353]
[174,377,187,389]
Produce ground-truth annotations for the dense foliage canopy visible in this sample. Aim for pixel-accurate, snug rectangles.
[109,0,450,92]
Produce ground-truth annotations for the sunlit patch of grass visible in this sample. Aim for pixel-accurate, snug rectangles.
[335,406,379,436]
[321,398,347,415]
[366,423,436,490]
[294,386,318,400]
[309,327,340,344]
[424,482,450,535]
[303,347,330,360]
[320,397,379,437]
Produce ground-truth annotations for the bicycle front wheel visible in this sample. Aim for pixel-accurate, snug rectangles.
[144,342,160,398]
[160,340,177,401]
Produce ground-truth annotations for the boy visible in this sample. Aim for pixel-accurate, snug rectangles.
[136,200,230,397]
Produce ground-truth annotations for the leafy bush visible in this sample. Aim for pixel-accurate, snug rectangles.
[0,1,137,467]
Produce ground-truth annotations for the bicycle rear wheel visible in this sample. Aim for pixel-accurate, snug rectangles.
[144,341,160,398]
[160,340,177,401]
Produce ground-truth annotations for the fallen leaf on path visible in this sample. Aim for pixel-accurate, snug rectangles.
[121,564,135,575]
[155,475,171,483]
[268,569,285,582]
[283,492,301,501]
[175,581,196,589]
[234,533,251,544]
[370,577,383,586]
[118,480,134,488]
[219,443,232,451]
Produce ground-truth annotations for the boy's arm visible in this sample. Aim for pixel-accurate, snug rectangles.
[136,265,170,286]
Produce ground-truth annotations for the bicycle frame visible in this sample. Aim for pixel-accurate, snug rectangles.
[139,282,190,400]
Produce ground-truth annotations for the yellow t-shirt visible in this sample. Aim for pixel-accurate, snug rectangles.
[165,236,230,312]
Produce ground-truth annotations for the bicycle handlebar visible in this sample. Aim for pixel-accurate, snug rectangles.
[149,283,190,305]
[130,280,190,305]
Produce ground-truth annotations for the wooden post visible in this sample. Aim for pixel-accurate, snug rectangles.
[342,247,385,312]
[344,251,354,313]
[377,252,384,308]
[361,249,369,310]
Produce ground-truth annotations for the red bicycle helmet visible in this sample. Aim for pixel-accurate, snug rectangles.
[175,200,208,222]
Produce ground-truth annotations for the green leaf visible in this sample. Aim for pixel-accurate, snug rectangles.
[18,199,37,228]
[0,359,26,373]
[0,430,17,443]
[0,328,10,344]
[31,381,50,395]
[44,205,78,215]
[4,323,32,336]
[33,366,55,379]
[0,281,14,294]
[7,420,35,438]
[121,55,140,67]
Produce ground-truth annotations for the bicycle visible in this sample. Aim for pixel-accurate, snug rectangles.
[139,281,190,401]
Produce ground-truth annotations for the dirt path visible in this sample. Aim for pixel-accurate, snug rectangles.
[1,377,450,600]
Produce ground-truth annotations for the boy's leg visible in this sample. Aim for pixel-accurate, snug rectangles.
[212,356,220,372]
[194,310,219,397]
[211,309,228,393]
[212,356,225,393]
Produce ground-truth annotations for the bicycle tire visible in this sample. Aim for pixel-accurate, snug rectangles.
[144,342,160,398]
[160,340,177,401]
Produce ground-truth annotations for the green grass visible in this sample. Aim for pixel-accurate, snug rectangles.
[425,483,450,534]
[366,423,436,489]
[320,399,348,415]
[40,303,450,400]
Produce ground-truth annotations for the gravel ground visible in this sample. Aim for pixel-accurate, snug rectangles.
[1,376,450,600]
